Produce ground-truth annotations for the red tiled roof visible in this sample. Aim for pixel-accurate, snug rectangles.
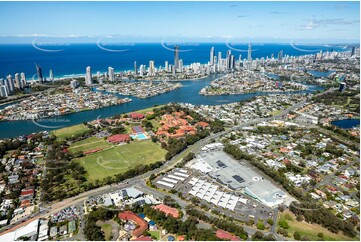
[132,236,152,241]
[154,204,179,218]
[197,121,209,127]
[216,229,240,241]
[119,211,148,238]
[20,189,34,196]
[130,113,145,119]
[108,134,130,143]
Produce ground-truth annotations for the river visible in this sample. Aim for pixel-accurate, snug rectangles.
[0,74,323,138]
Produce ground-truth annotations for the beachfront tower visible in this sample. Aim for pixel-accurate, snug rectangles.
[247,43,252,61]
[165,61,169,72]
[49,69,54,82]
[134,61,137,75]
[108,67,115,82]
[226,50,232,70]
[210,47,215,65]
[85,66,93,86]
[278,50,283,61]
[20,72,26,87]
[14,73,22,89]
[174,45,179,72]
[35,64,43,83]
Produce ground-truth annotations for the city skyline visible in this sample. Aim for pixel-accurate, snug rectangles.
[0,1,359,44]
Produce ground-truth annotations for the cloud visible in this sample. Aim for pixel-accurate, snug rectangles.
[270,11,288,14]
[297,18,358,30]
[237,15,250,18]
[334,3,352,9]
[229,4,238,8]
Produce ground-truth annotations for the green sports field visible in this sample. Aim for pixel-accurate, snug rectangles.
[68,137,112,154]
[73,140,166,181]
[53,124,89,140]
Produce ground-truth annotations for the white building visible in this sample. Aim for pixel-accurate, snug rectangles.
[108,67,115,82]
[85,66,92,86]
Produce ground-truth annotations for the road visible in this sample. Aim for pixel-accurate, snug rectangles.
[0,88,338,236]
[306,158,359,192]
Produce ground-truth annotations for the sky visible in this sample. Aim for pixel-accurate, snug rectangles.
[0,1,359,43]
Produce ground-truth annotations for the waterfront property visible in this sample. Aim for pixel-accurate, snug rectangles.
[53,124,90,140]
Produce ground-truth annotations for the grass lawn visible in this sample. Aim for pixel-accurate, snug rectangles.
[277,211,358,241]
[74,140,166,181]
[149,230,161,240]
[128,105,165,115]
[270,110,282,116]
[68,137,111,154]
[53,124,89,140]
[101,223,112,241]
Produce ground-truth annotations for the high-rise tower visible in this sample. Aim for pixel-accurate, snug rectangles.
[174,45,179,71]
[210,47,215,65]
[247,43,252,61]
[85,66,93,86]
[35,64,43,83]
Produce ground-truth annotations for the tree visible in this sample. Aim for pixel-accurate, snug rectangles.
[279,220,289,229]
[252,231,264,241]
[264,234,276,241]
[257,221,265,230]
[267,218,274,226]
[294,231,301,240]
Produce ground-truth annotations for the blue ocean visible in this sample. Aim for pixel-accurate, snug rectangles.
[0,43,349,79]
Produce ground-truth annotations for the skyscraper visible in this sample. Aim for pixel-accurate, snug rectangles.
[49,69,54,82]
[278,50,283,61]
[108,67,115,82]
[35,64,43,83]
[174,45,179,72]
[165,61,169,72]
[247,43,252,61]
[85,66,92,86]
[20,72,26,87]
[0,85,8,97]
[218,52,222,66]
[226,50,232,70]
[178,59,183,73]
[134,61,137,75]
[139,65,145,76]
[6,75,14,93]
[351,46,355,56]
[14,73,22,89]
[210,47,215,65]
[148,60,155,76]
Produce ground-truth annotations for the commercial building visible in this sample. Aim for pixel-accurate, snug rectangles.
[187,151,287,207]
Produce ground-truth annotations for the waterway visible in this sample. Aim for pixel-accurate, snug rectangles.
[0,75,323,138]
[331,119,360,129]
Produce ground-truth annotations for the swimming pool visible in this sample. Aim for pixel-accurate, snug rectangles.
[131,133,148,140]
[137,133,148,140]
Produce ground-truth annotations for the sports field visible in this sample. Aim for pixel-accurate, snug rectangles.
[74,140,166,181]
[53,124,89,140]
[68,137,112,154]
